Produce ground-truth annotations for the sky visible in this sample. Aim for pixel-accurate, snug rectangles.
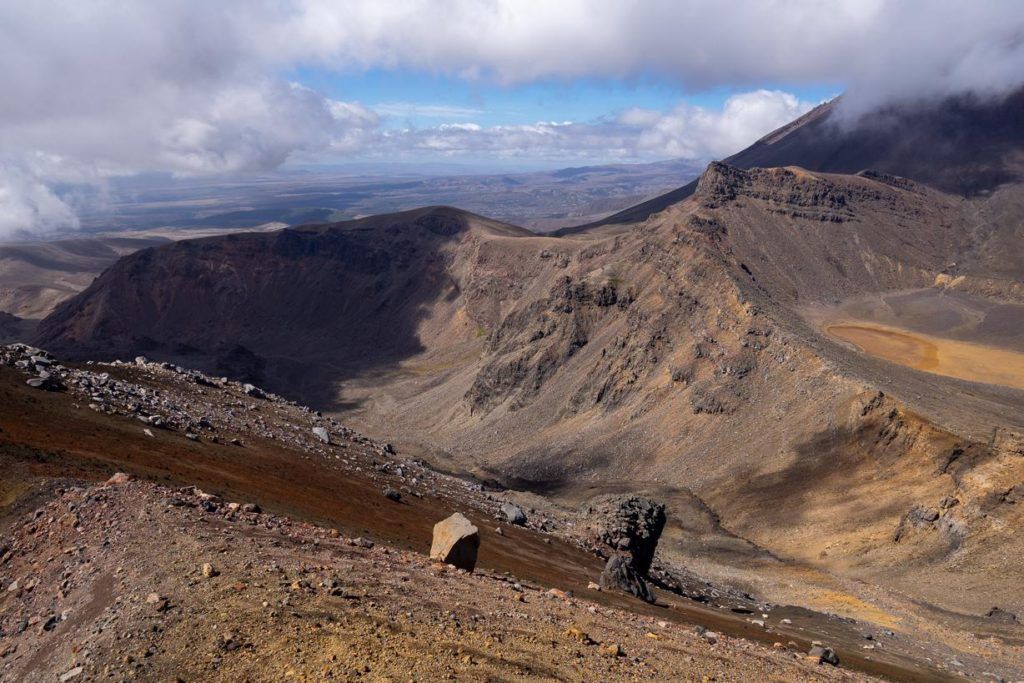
[2,0,1024,237]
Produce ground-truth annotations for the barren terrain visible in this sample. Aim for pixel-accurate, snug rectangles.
[10,90,1024,680]
[2,348,986,681]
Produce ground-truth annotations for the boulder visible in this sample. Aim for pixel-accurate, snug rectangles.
[597,496,666,575]
[430,512,479,572]
[593,495,666,602]
[500,502,527,525]
[599,554,655,603]
[312,427,330,444]
[105,472,134,486]
[242,383,266,399]
[808,644,840,666]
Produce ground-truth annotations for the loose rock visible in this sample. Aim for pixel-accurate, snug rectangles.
[500,502,527,526]
[430,512,479,572]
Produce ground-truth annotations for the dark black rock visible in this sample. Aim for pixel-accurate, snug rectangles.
[599,554,655,603]
[598,496,666,576]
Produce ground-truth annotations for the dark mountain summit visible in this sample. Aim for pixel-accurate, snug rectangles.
[566,88,1024,232]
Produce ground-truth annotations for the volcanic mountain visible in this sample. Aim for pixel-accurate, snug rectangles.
[32,91,1024,662]
[570,88,1024,231]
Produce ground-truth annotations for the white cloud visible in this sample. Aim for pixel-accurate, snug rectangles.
[627,90,816,159]
[372,103,486,119]
[1,1,1022,234]
[275,0,1024,110]
[0,164,81,240]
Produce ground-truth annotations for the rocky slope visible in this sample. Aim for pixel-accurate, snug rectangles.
[0,478,873,683]
[27,94,1024,679]
[4,345,982,681]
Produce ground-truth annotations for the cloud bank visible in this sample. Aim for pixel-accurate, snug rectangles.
[1,0,1022,237]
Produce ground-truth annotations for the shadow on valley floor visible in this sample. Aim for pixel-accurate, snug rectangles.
[725,420,954,538]
[34,207,506,411]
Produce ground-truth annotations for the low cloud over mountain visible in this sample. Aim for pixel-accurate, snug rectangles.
[2,1,1022,236]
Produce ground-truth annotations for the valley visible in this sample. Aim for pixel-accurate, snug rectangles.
[6,88,1024,681]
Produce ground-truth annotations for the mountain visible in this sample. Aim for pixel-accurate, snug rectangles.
[566,88,1024,232]
[36,206,532,406]
[30,93,1024,673]
[0,235,172,321]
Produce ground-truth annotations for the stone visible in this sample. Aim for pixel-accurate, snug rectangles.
[565,625,594,644]
[384,488,402,502]
[312,427,330,444]
[242,383,265,399]
[808,645,839,666]
[202,563,219,578]
[602,643,624,657]
[106,472,134,486]
[500,502,527,526]
[146,593,169,611]
[599,554,655,603]
[59,666,84,682]
[430,512,480,572]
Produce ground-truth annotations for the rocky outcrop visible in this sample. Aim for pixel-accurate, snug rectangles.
[597,496,666,576]
[595,496,666,603]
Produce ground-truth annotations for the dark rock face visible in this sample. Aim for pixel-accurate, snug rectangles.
[595,496,666,603]
[599,554,655,603]
[893,504,941,543]
[598,496,666,576]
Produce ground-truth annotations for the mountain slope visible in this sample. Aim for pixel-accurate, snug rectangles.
[566,88,1024,232]
[32,162,1024,621]
[29,93,1024,662]
[35,206,532,405]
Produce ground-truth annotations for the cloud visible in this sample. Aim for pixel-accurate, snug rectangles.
[624,90,815,159]
[278,0,1024,110]
[372,103,486,119]
[366,93,816,163]
[0,164,81,240]
[1,1,1022,234]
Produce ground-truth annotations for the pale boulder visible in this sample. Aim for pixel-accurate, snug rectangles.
[430,512,479,572]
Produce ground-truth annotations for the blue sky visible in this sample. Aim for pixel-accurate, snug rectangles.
[293,66,841,130]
